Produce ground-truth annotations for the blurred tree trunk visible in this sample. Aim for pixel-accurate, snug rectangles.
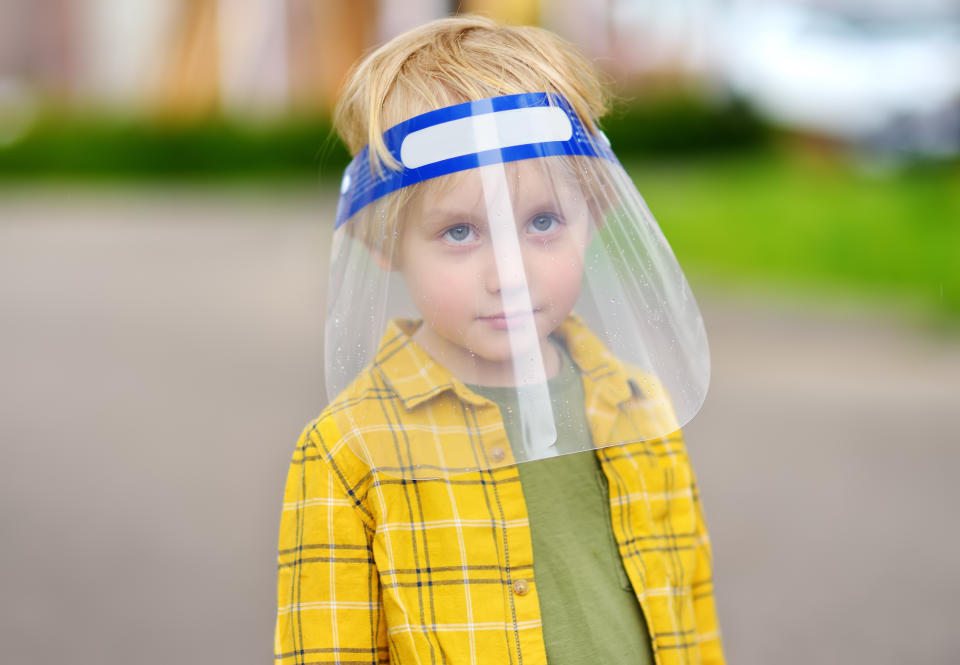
[460,0,539,25]
[286,0,377,115]
[155,0,219,120]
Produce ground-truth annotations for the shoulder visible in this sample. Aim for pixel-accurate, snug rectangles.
[321,361,398,431]
[620,364,684,436]
[282,381,385,537]
[303,360,441,488]
[600,368,696,491]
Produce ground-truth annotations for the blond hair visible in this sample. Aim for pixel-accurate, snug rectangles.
[335,14,610,171]
[333,15,611,257]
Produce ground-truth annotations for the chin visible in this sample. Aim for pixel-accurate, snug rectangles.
[478,339,542,363]
[468,344,514,365]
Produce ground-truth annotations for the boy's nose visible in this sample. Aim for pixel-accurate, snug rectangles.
[484,250,528,295]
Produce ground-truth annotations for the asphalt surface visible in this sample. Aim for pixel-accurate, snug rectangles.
[2,186,958,665]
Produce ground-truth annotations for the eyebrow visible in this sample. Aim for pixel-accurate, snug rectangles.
[519,196,564,212]
[419,208,486,231]
[422,195,573,228]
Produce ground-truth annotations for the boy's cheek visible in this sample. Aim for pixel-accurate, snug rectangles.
[413,287,471,322]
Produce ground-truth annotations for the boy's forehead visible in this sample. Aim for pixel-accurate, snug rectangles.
[420,159,580,213]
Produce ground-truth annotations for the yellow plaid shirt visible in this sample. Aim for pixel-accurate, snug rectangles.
[276,317,724,665]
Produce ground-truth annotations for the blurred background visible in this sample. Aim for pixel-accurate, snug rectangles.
[1,1,958,664]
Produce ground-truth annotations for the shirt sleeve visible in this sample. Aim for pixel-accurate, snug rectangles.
[689,472,726,665]
[275,420,388,665]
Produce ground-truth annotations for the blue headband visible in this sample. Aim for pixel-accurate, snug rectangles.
[334,92,615,228]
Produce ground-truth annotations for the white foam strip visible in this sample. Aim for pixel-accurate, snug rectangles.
[399,105,573,169]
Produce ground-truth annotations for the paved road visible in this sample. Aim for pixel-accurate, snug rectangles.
[2,186,958,665]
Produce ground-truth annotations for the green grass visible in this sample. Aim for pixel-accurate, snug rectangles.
[624,150,960,320]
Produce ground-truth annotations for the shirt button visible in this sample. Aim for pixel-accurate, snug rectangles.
[512,579,530,596]
[489,446,506,463]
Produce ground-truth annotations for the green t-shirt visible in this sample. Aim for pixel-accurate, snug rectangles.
[467,342,653,665]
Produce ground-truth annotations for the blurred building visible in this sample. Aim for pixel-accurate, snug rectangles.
[0,0,536,120]
[0,0,958,155]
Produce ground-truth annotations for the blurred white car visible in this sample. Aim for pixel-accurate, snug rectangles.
[720,3,960,155]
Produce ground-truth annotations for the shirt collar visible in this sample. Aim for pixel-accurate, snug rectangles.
[373,316,635,411]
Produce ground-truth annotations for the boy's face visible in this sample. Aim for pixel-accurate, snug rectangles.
[397,159,592,381]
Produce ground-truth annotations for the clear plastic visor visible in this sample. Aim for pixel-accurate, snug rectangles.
[326,151,709,477]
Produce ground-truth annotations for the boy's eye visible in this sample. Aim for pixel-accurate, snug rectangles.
[528,213,561,234]
[442,224,476,243]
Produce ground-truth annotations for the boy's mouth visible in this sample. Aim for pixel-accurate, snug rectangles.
[478,309,539,329]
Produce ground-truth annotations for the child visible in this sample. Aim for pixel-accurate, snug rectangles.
[276,15,724,665]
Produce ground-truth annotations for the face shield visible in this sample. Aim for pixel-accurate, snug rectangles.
[326,93,709,477]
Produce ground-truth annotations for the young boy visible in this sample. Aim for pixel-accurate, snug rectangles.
[276,15,724,665]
